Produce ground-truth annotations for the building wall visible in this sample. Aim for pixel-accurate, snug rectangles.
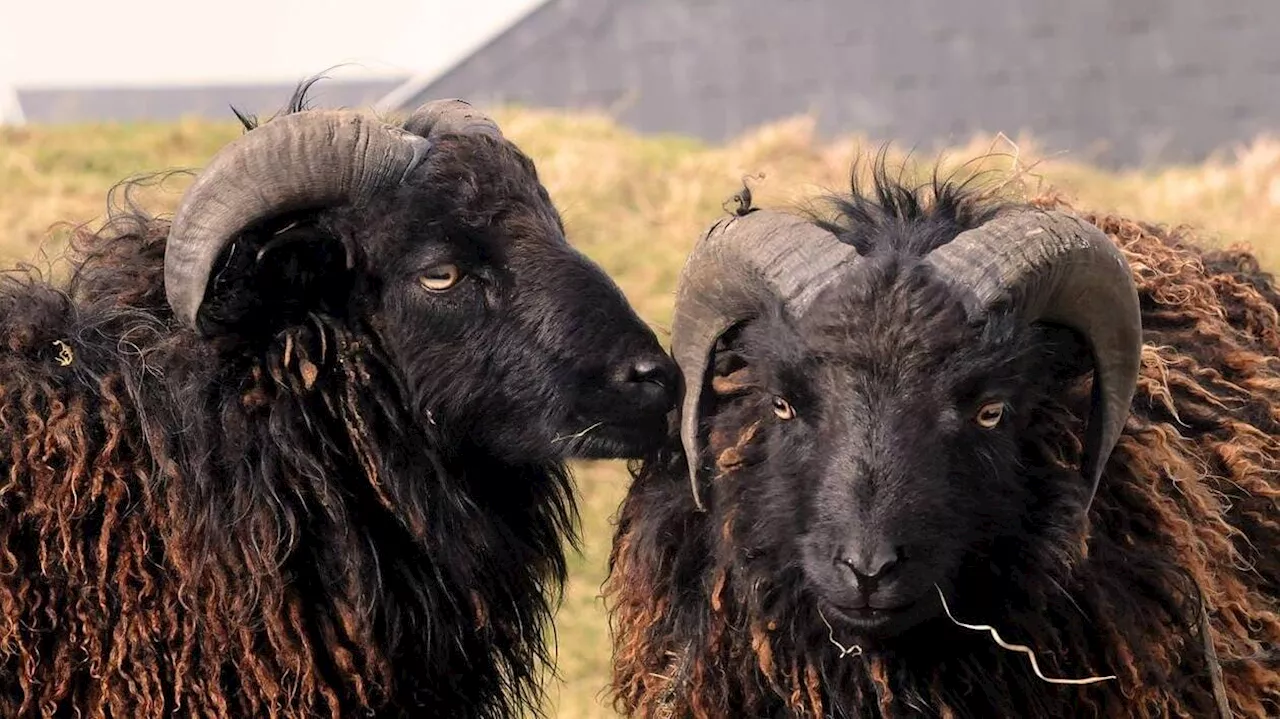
[4,0,545,125]
[408,0,1280,168]
[17,79,406,125]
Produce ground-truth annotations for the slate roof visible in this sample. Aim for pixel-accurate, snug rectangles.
[385,0,1280,168]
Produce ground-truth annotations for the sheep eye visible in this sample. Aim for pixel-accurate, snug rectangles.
[975,401,1005,429]
[419,264,462,292]
[772,396,796,420]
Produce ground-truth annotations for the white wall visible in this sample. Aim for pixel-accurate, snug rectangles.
[0,85,23,125]
[0,32,23,124]
[0,0,544,88]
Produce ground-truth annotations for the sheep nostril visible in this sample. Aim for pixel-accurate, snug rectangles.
[615,355,679,406]
[626,358,667,386]
[835,544,904,591]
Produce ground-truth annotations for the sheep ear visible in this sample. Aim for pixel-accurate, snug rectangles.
[163,110,430,334]
[1032,322,1095,389]
[711,336,750,384]
[191,214,354,338]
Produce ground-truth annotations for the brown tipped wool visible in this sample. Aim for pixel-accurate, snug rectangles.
[0,223,388,718]
[605,195,1280,718]
[0,201,573,715]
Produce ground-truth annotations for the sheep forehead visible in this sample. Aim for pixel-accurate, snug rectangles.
[397,134,564,245]
[800,267,977,370]
[376,187,564,271]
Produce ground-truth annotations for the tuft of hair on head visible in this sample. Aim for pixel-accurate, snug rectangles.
[805,146,1010,259]
[228,68,353,132]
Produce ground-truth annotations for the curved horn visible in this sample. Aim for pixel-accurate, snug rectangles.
[402,98,503,140]
[923,209,1142,509]
[164,110,432,332]
[671,208,859,511]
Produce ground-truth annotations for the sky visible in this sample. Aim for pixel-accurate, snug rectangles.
[0,0,543,88]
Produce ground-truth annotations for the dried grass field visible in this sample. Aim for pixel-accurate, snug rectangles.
[3,108,1279,717]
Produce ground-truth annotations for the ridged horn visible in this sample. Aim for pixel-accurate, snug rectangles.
[402,98,503,140]
[923,209,1142,509]
[671,208,860,511]
[163,110,432,332]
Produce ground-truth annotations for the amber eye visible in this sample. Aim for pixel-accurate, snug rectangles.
[419,264,462,292]
[975,401,1005,429]
[772,396,796,420]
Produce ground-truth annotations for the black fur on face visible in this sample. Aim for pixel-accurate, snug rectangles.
[699,173,1094,640]
[197,101,677,466]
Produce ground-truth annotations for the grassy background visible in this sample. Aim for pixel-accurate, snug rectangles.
[3,109,1280,717]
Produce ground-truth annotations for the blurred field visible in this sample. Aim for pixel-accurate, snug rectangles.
[3,108,1280,717]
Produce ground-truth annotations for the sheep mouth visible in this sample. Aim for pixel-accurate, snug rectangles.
[821,599,927,636]
[551,417,668,460]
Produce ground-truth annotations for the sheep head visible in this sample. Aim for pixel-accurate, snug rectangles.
[670,180,1141,637]
[162,98,677,465]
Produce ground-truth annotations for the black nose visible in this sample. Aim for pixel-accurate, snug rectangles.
[624,357,671,385]
[835,543,904,594]
[612,353,679,409]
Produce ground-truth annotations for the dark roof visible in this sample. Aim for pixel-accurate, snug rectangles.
[393,0,1280,168]
[18,77,408,124]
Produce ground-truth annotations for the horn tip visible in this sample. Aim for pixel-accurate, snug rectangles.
[402,98,504,140]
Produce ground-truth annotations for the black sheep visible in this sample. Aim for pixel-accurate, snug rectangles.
[0,88,677,718]
[606,161,1280,718]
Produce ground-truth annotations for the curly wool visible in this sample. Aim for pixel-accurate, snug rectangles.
[0,205,574,716]
[605,194,1280,718]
